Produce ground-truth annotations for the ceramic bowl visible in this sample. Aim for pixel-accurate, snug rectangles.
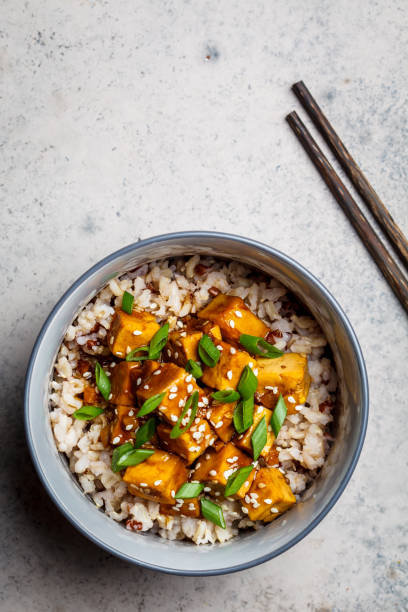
[24,231,368,575]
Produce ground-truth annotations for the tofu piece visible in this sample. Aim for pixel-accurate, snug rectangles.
[235,405,275,458]
[241,467,296,522]
[201,341,253,391]
[165,329,203,367]
[135,362,200,425]
[198,294,269,343]
[192,443,255,499]
[157,419,215,464]
[207,401,236,442]
[160,498,201,518]
[110,361,141,405]
[110,405,139,445]
[107,309,160,358]
[256,353,311,414]
[123,450,188,504]
[82,384,101,405]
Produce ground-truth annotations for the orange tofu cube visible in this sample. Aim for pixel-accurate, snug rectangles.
[235,405,275,458]
[82,384,101,405]
[241,467,296,522]
[123,450,188,504]
[207,401,236,442]
[165,329,203,367]
[157,419,215,464]
[135,362,200,425]
[192,443,255,499]
[201,341,253,391]
[107,309,160,358]
[110,361,141,405]
[198,294,269,343]
[256,353,311,414]
[110,405,139,445]
[160,498,201,518]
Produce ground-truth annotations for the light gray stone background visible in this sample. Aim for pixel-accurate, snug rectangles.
[1,0,407,610]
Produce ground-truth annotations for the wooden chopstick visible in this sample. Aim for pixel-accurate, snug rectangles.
[286,110,408,313]
[292,80,408,271]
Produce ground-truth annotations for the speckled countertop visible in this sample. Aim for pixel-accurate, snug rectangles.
[1,1,407,610]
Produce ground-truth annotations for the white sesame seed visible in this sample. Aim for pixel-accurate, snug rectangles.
[194,417,200,424]
[226,370,233,380]
[216,344,223,351]
[226,457,235,463]
[153,369,162,375]
[257,406,263,414]
[180,332,187,337]
[185,374,192,383]
[196,462,201,468]
[214,491,221,496]
[258,483,266,489]
[106,371,111,377]
[249,362,254,368]
[209,437,216,445]
[215,421,224,429]
[116,351,123,356]
[295,405,304,411]
[253,368,258,376]
[229,320,235,328]
[253,501,260,508]
[192,432,202,441]
[112,436,121,444]
[235,310,242,318]
[150,303,158,309]
[163,456,169,462]
[244,494,251,503]
[154,480,162,486]
[198,424,206,432]
[110,337,114,345]
[264,499,273,504]
[204,486,211,492]
[198,401,204,408]
[170,414,178,422]
[171,490,175,498]
[167,349,171,357]
[136,377,142,386]
[126,346,131,353]
[230,347,236,354]
[287,396,296,404]
[271,507,279,513]
[244,481,249,487]
[108,393,113,400]
[279,468,285,474]
[202,397,209,405]
[187,384,194,393]
[205,453,211,460]
[139,483,148,487]
[125,424,133,431]
[223,468,234,479]
[132,330,142,336]
[242,507,248,514]
[128,410,134,416]
[177,320,184,328]
[83,371,91,379]
[179,399,185,408]
[174,352,179,359]
[169,393,177,400]
[188,503,195,510]
[209,469,217,476]
[143,384,149,390]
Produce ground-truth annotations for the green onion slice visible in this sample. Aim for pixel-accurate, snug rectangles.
[233,396,254,434]
[125,345,150,362]
[134,417,156,448]
[211,389,240,403]
[237,365,258,399]
[239,333,283,358]
[200,498,226,529]
[251,416,267,460]
[73,405,104,421]
[224,465,254,497]
[271,393,287,437]
[185,359,203,379]
[170,391,199,439]
[95,362,111,401]
[148,323,169,359]
[198,334,220,367]
[121,291,134,314]
[112,443,154,472]
[136,392,166,417]
[175,482,204,499]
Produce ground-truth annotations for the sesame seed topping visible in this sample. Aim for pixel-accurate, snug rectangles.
[287,396,296,404]
[167,349,171,357]
[174,352,179,359]
[125,424,133,431]
[143,384,149,390]
[110,337,114,345]
[235,310,242,318]
[265,499,273,504]
[295,405,304,411]
[242,507,248,514]
[108,393,113,400]
[179,399,185,408]
[139,483,148,487]
[226,370,233,380]
[229,320,235,328]
[215,421,224,429]
[136,378,142,386]
[249,362,254,368]
[209,437,216,445]
[116,351,123,356]
[271,507,279,513]
[253,368,258,376]
[153,369,162,375]
[188,503,195,510]
[171,490,175,498]
[177,320,184,328]
[202,397,209,405]
[198,424,206,432]
[185,374,192,383]
[112,436,121,444]
[169,393,177,400]
[154,480,162,486]
[258,482,266,488]
[187,384,194,393]
[216,344,223,351]
[170,414,178,422]
[209,469,217,476]
[128,410,134,416]
[132,330,142,336]
[230,347,236,354]
[204,486,211,492]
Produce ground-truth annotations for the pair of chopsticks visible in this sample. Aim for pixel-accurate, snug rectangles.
[286,81,408,313]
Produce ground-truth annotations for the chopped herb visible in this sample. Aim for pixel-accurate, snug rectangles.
[185,359,203,379]
[125,345,150,362]
[198,334,220,367]
[170,391,199,439]
[211,389,240,403]
[134,417,156,448]
[237,365,258,400]
[136,392,166,417]
[95,362,111,401]
[73,405,104,421]
[270,393,287,437]
[251,416,267,460]
[239,333,283,358]
[224,465,254,497]
[233,396,254,434]
[111,444,154,472]
[148,323,169,359]
[121,291,134,314]
[175,482,204,499]
[200,498,226,528]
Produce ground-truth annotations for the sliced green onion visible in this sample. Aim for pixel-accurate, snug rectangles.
[185,359,203,379]
[211,389,240,403]
[95,362,111,401]
[198,334,220,367]
[170,391,199,439]
[251,416,267,460]
[148,323,169,359]
[271,393,287,437]
[224,465,254,497]
[134,417,156,448]
[233,396,255,434]
[136,392,166,417]
[125,345,150,362]
[112,444,154,472]
[73,405,104,421]
[239,334,283,358]
[121,291,134,315]
[237,365,258,400]
[200,498,226,529]
[175,482,204,499]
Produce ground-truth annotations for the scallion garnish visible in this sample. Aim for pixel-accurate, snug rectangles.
[237,365,258,399]
[148,323,169,359]
[170,391,199,439]
[134,417,156,448]
[73,405,104,421]
[211,389,240,403]
[200,498,226,529]
[251,416,267,460]
[224,465,254,497]
[185,359,203,379]
[95,362,111,401]
[198,334,220,367]
[111,443,154,472]
[233,396,254,433]
[125,345,150,362]
[121,291,134,315]
[239,334,283,358]
[175,482,204,499]
[271,393,287,437]
[136,392,166,417]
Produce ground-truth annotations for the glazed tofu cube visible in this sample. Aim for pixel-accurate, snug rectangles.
[110,361,141,405]
[135,362,200,425]
[107,309,160,358]
[201,341,253,391]
[159,497,201,518]
[192,442,255,499]
[235,405,275,458]
[241,467,296,522]
[207,401,236,442]
[256,353,311,413]
[123,450,188,504]
[198,294,269,343]
[110,405,139,445]
[157,419,215,464]
[165,329,203,367]
[82,384,101,405]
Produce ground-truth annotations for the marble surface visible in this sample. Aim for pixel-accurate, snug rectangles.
[1,0,407,609]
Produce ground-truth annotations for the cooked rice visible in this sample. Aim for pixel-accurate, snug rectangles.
[49,256,337,545]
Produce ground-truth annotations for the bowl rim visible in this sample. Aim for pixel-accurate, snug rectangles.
[24,230,369,575]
